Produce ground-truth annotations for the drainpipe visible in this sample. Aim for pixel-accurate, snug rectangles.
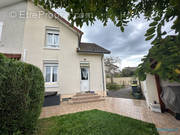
[101,55,105,97]
[78,33,82,49]
[23,49,27,62]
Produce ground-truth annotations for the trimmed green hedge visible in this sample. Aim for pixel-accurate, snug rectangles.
[0,54,45,135]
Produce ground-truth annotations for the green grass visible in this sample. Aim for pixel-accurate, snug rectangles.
[36,109,159,135]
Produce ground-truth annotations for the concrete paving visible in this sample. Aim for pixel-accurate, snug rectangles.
[41,97,180,135]
[107,87,136,99]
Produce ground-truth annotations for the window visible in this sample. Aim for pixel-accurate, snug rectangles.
[81,68,88,80]
[0,22,3,41]
[46,28,59,48]
[44,63,58,83]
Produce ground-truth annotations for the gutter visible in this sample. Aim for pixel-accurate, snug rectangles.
[77,50,111,54]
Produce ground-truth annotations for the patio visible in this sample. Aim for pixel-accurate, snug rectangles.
[40,97,180,135]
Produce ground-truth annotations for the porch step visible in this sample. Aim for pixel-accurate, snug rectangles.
[70,93,105,104]
[75,93,97,97]
[72,95,101,101]
[70,98,105,104]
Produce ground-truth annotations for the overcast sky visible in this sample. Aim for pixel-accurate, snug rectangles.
[55,9,156,70]
[80,19,153,69]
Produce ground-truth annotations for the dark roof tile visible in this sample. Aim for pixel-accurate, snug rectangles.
[78,42,111,54]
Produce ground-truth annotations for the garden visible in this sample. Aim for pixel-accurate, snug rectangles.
[36,109,159,135]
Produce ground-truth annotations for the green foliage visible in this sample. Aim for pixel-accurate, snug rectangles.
[136,36,180,82]
[35,0,180,39]
[106,83,124,90]
[0,54,45,135]
[121,68,135,77]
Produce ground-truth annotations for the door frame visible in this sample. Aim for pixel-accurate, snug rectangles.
[80,62,90,92]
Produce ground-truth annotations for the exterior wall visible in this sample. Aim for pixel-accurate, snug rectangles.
[140,80,150,107]
[140,74,161,112]
[78,54,105,96]
[0,1,27,53]
[143,74,160,104]
[22,1,106,96]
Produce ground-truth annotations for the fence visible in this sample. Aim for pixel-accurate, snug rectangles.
[106,77,138,86]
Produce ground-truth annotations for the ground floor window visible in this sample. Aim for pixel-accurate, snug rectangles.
[44,63,58,84]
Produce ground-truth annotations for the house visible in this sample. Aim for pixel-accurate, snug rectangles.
[123,67,137,72]
[0,0,110,100]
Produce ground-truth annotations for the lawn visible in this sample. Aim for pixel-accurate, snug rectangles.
[36,109,159,135]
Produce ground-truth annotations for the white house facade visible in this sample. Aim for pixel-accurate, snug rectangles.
[0,0,110,99]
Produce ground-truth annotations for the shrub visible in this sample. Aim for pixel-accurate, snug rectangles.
[106,83,124,90]
[0,54,45,135]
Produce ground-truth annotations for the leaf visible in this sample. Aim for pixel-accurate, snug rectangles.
[147,27,156,33]
[120,26,124,32]
[145,27,156,36]
[145,34,155,41]
[149,21,158,26]
[161,31,167,35]
[154,16,161,21]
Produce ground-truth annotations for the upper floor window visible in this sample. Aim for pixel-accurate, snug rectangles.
[0,22,3,41]
[46,27,59,48]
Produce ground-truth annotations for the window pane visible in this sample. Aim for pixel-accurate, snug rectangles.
[54,34,59,46]
[81,68,88,80]
[52,66,57,82]
[45,66,51,82]
[47,33,53,46]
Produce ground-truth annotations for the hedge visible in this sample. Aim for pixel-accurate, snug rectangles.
[0,54,45,135]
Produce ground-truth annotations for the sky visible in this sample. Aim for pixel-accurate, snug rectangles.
[55,9,159,70]
[80,19,152,69]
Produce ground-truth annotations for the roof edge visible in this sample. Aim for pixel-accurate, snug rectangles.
[77,50,111,54]
[50,10,84,35]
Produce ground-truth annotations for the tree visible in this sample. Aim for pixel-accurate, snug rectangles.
[35,0,180,40]
[121,67,136,77]
[104,56,121,84]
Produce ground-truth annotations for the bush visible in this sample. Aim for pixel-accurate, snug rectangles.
[106,83,124,90]
[0,54,45,135]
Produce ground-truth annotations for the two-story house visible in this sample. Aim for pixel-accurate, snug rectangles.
[0,0,110,100]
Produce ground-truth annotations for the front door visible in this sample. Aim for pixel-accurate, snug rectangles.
[80,67,89,92]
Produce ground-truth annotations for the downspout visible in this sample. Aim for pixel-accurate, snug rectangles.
[101,54,105,97]
[78,33,82,49]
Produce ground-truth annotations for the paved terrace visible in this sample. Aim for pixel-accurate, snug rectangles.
[40,97,180,135]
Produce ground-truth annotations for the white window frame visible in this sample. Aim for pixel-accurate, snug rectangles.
[44,63,59,87]
[0,22,3,41]
[45,28,60,48]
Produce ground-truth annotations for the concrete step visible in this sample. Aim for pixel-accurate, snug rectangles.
[72,95,101,101]
[74,93,97,97]
[70,98,105,104]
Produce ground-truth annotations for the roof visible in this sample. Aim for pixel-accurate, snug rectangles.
[51,10,83,35]
[124,67,137,71]
[77,43,111,54]
[3,53,21,60]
